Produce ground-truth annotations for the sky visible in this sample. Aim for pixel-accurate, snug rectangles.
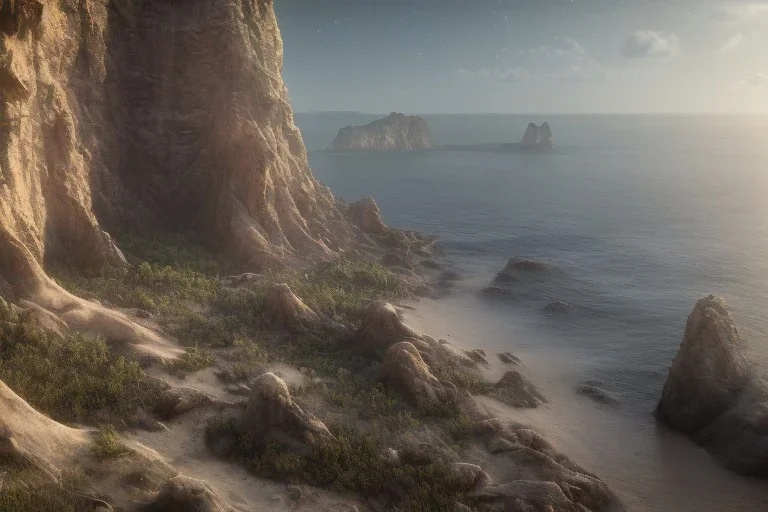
[274,0,768,114]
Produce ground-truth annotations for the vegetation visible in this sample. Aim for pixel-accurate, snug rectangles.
[91,424,133,461]
[205,419,466,512]
[0,304,163,425]
[0,458,96,512]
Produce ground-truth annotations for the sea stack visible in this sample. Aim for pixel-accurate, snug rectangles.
[328,112,438,152]
[520,122,557,152]
[656,296,768,476]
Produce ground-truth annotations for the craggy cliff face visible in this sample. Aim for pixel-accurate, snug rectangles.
[0,0,346,300]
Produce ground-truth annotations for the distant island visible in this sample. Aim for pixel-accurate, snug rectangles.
[328,112,438,152]
[441,121,558,154]
[521,122,557,152]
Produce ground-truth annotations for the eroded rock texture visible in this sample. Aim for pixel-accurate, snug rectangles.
[328,112,437,152]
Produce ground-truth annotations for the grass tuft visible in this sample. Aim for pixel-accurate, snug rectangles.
[91,424,133,461]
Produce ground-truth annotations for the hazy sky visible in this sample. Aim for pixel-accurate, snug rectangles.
[275,0,768,114]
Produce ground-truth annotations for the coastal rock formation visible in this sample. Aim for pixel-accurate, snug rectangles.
[242,373,334,454]
[264,283,336,333]
[495,258,552,283]
[493,370,547,408]
[0,0,352,359]
[355,301,423,357]
[657,296,768,476]
[656,296,749,434]
[520,122,557,151]
[577,381,620,407]
[381,341,457,409]
[346,197,389,235]
[328,112,437,152]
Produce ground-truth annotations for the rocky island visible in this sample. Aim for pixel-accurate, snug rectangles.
[328,112,438,152]
[0,0,624,510]
[521,122,557,152]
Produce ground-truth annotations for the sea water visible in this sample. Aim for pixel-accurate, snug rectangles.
[296,113,768,511]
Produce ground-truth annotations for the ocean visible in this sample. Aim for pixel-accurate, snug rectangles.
[296,113,768,511]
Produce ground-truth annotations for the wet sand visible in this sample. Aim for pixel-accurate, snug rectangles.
[403,294,768,512]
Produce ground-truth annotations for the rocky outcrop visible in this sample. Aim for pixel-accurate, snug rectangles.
[381,341,457,409]
[328,112,437,152]
[355,301,423,357]
[520,122,557,151]
[346,197,389,235]
[264,283,339,333]
[493,371,546,408]
[656,296,750,433]
[656,296,768,476]
[242,373,334,454]
[471,418,626,511]
[495,258,552,284]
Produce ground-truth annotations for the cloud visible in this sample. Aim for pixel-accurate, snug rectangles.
[718,33,744,53]
[519,38,585,59]
[621,30,680,59]
[736,72,768,90]
[713,3,768,22]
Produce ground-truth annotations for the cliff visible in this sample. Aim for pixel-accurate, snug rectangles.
[328,112,438,152]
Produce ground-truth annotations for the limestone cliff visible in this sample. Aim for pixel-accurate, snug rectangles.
[328,112,438,152]
[0,0,351,301]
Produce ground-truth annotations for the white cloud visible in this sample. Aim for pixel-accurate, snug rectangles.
[718,33,744,53]
[621,31,681,59]
[714,3,768,22]
[736,72,768,90]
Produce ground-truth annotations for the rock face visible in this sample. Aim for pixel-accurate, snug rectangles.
[493,371,547,408]
[656,296,749,434]
[242,373,334,454]
[346,197,390,235]
[328,112,438,152]
[657,296,768,476]
[520,122,557,151]
[145,476,228,512]
[0,0,352,355]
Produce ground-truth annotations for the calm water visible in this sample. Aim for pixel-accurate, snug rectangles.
[297,113,768,511]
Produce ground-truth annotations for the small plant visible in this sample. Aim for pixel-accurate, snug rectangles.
[91,425,133,461]
[165,347,215,374]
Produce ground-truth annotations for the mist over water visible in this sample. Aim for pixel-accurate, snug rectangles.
[297,113,768,511]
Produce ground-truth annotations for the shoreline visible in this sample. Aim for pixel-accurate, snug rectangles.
[403,289,768,512]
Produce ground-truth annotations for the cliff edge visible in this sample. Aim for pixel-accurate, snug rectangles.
[328,112,438,152]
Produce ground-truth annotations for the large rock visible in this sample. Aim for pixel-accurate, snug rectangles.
[328,112,438,152]
[242,373,334,454]
[521,123,540,148]
[656,296,768,477]
[493,371,546,408]
[656,296,750,434]
[380,341,457,409]
[355,301,423,357]
[264,283,339,333]
[346,197,389,235]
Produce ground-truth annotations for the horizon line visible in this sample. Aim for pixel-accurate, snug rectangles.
[296,111,768,117]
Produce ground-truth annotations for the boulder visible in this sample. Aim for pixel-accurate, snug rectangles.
[264,283,337,333]
[144,476,227,512]
[447,462,492,493]
[497,352,520,365]
[576,382,620,407]
[154,386,223,421]
[346,197,389,235]
[656,296,750,434]
[380,341,457,409]
[539,122,555,150]
[242,373,334,454]
[493,371,546,408]
[355,301,423,357]
[464,349,489,365]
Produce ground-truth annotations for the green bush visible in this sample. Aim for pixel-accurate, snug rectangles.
[91,424,133,461]
[0,308,163,425]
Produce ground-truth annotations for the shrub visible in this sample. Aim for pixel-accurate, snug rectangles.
[0,308,163,424]
[91,424,133,461]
